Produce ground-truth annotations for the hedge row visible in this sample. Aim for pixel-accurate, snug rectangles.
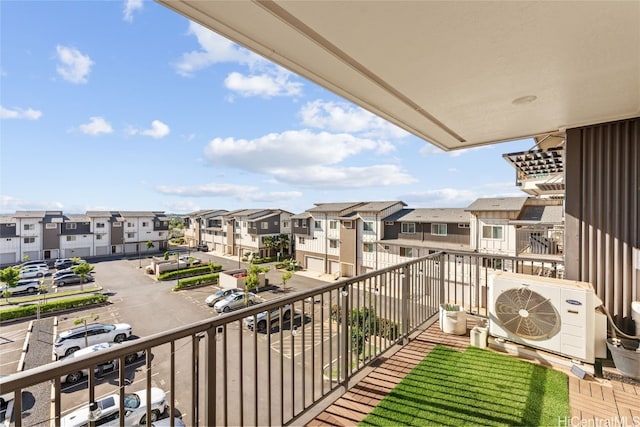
[0,294,109,322]
[173,273,219,291]
[158,264,222,281]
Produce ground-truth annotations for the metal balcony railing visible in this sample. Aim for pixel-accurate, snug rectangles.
[0,252,563,426]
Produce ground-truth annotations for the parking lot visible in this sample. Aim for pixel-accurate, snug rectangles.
[0,252,329,425]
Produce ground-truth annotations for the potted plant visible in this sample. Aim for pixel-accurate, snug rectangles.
[439,303,467,335]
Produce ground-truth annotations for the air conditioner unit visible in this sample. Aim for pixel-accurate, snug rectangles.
[488,271,607,364]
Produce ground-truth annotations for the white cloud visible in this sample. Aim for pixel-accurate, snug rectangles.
[123,0,143,23]
[55,45,94,84]
[174,23,260,77]
[300,100,408,139]
[224,71,302,98]
[141,120,170,139]
[0,195,64,212]
[156,182,303,203]
[0,105,42,120]
[78,116,113,136]
[125,120,170,139]
[203,129,414,189]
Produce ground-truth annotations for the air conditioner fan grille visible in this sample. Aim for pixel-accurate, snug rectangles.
[494,287,560,340]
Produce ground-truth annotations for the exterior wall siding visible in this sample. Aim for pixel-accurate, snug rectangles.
[565,117,639,331]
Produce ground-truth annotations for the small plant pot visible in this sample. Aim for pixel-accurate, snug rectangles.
[439,304,467,335]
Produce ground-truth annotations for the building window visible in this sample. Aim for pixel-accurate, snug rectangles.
[298,236,305,245]
[66,236,76,242]
[96,222,105,228]
[159,232,164,237]
[458,223,470,228]
[66,223,77,230]
[283,220,289,228]
[252,236,256,242]
[383,245,390,250]
[363,243,374,252]
[142,221,148,227]
[302,221,307,228]
[113,222,121,227]
[363,221,375,232]
[315,220,322,229]
[400,247,414,257]
[343,220,353,229]
[45,223,57,229]
[23,237,35,244]
[96,234,104,240]
[23,224,35,231]
[127,233,135,238]
[330,220,337,229]
[431,224,447,236]
[329,239,339,249]
[127,222,134,228]
[482,225,503,239]
[401,223,416,234]
[261,221,269,230]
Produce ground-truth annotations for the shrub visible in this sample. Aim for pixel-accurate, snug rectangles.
[0,294,108,322]
[158,264,222,281]
[377,318,400,341]
[331,304,342,323]
[173,273,219,291]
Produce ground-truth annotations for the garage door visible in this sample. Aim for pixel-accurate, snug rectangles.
[330,261,340,275]
[305,256,324,273]
[0,253,16,265]
[95,246,109,256]
[65,247,90,257]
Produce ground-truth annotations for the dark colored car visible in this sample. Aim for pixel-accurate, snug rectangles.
[196,244,209,252]
[53,273,95,286]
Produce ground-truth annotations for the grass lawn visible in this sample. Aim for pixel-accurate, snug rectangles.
[360,345,569,426]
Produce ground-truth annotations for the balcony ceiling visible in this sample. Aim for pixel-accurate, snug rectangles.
[157,1,640,151]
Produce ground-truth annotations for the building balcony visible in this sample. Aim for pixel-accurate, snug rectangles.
[1,252,634,426]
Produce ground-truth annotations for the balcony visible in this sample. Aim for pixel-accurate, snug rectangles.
[1,252,634,426]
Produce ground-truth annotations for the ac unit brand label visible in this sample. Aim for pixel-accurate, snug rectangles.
[566,299,582,306]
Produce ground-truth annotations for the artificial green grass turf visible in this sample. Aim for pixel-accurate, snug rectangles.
[360,345,569,426]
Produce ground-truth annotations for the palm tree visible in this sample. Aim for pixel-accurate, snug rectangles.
[73,262,95,291]
[277,233,290,256]
[262,236,276,258]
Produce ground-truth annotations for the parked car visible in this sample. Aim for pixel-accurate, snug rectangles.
[60,387,167,426]
[55,258,86,270]
[243,304,292,332]
[214,292,257,313]
[205,288,243,307]
[178,255,201,265]
[60,342,146,385]
[18,265,48,279]
[196,243,209,252]
[54,273,95,287]
[0,375,14,407]
[152,418,187,427]
[0,279,43,295]
[54,323,133,358]
[18,260,49,270]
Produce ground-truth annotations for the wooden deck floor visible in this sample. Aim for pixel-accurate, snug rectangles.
[307,319,640,427]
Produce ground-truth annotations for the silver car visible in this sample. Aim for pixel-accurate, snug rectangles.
[60,342,146,385]
[205,288,243,307]
[54,323,132,358]
[243,304,292,332]
[214,292,257,313]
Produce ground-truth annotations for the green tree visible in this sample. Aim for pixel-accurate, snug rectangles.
[74,313,100,348]
[145,240,155,251]
[244,262,270,305]
[276,234,290,256]
[262,236,276,258]
[281,271,293,291]
[0,266,20,300]
[73,262,94,291]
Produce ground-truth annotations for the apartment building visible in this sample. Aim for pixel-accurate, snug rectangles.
[293,201,406,277]
[0,210,170,266]
[183,209,229,251]
[225,209,293,259]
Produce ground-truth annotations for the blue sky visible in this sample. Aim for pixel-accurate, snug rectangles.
[1,0,532,215]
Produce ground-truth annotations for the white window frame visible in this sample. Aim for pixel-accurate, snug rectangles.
[113,222,122,227]
[363,242,374,253]
[298,236,305,244]
[363,221,375,232]
[329,220,337,230]
[400,247,414,257]
[315,220,322,229]
[127,232,135,239]
[261,221,269,230]
[66,236,76,242]
[45,223,57,229]
[96,222,105,228]
[329,239,339,249]
[431,223,447,236]
[66,223,77,230]
[23,237,35,244]
[482,225,504,240]
[23,224,35,231]
[401,223,416,234]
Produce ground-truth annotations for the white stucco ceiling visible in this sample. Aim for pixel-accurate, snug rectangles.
[157,0,640,151]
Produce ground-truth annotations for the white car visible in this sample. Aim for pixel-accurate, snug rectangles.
[214,292,257,313]
[178,255,201,265]
[18,265,48,279]
[0,279,43,295]
[205,288,243,307]
[60,342,146,385]
[243,304,293,332]
[60,387,167,426]
[54,323,133,358]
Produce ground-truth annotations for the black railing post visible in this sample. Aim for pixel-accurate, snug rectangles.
[402,265,410,345]
[340,285,349,389]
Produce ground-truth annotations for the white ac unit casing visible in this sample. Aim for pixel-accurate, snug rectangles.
[488,272,607,364]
